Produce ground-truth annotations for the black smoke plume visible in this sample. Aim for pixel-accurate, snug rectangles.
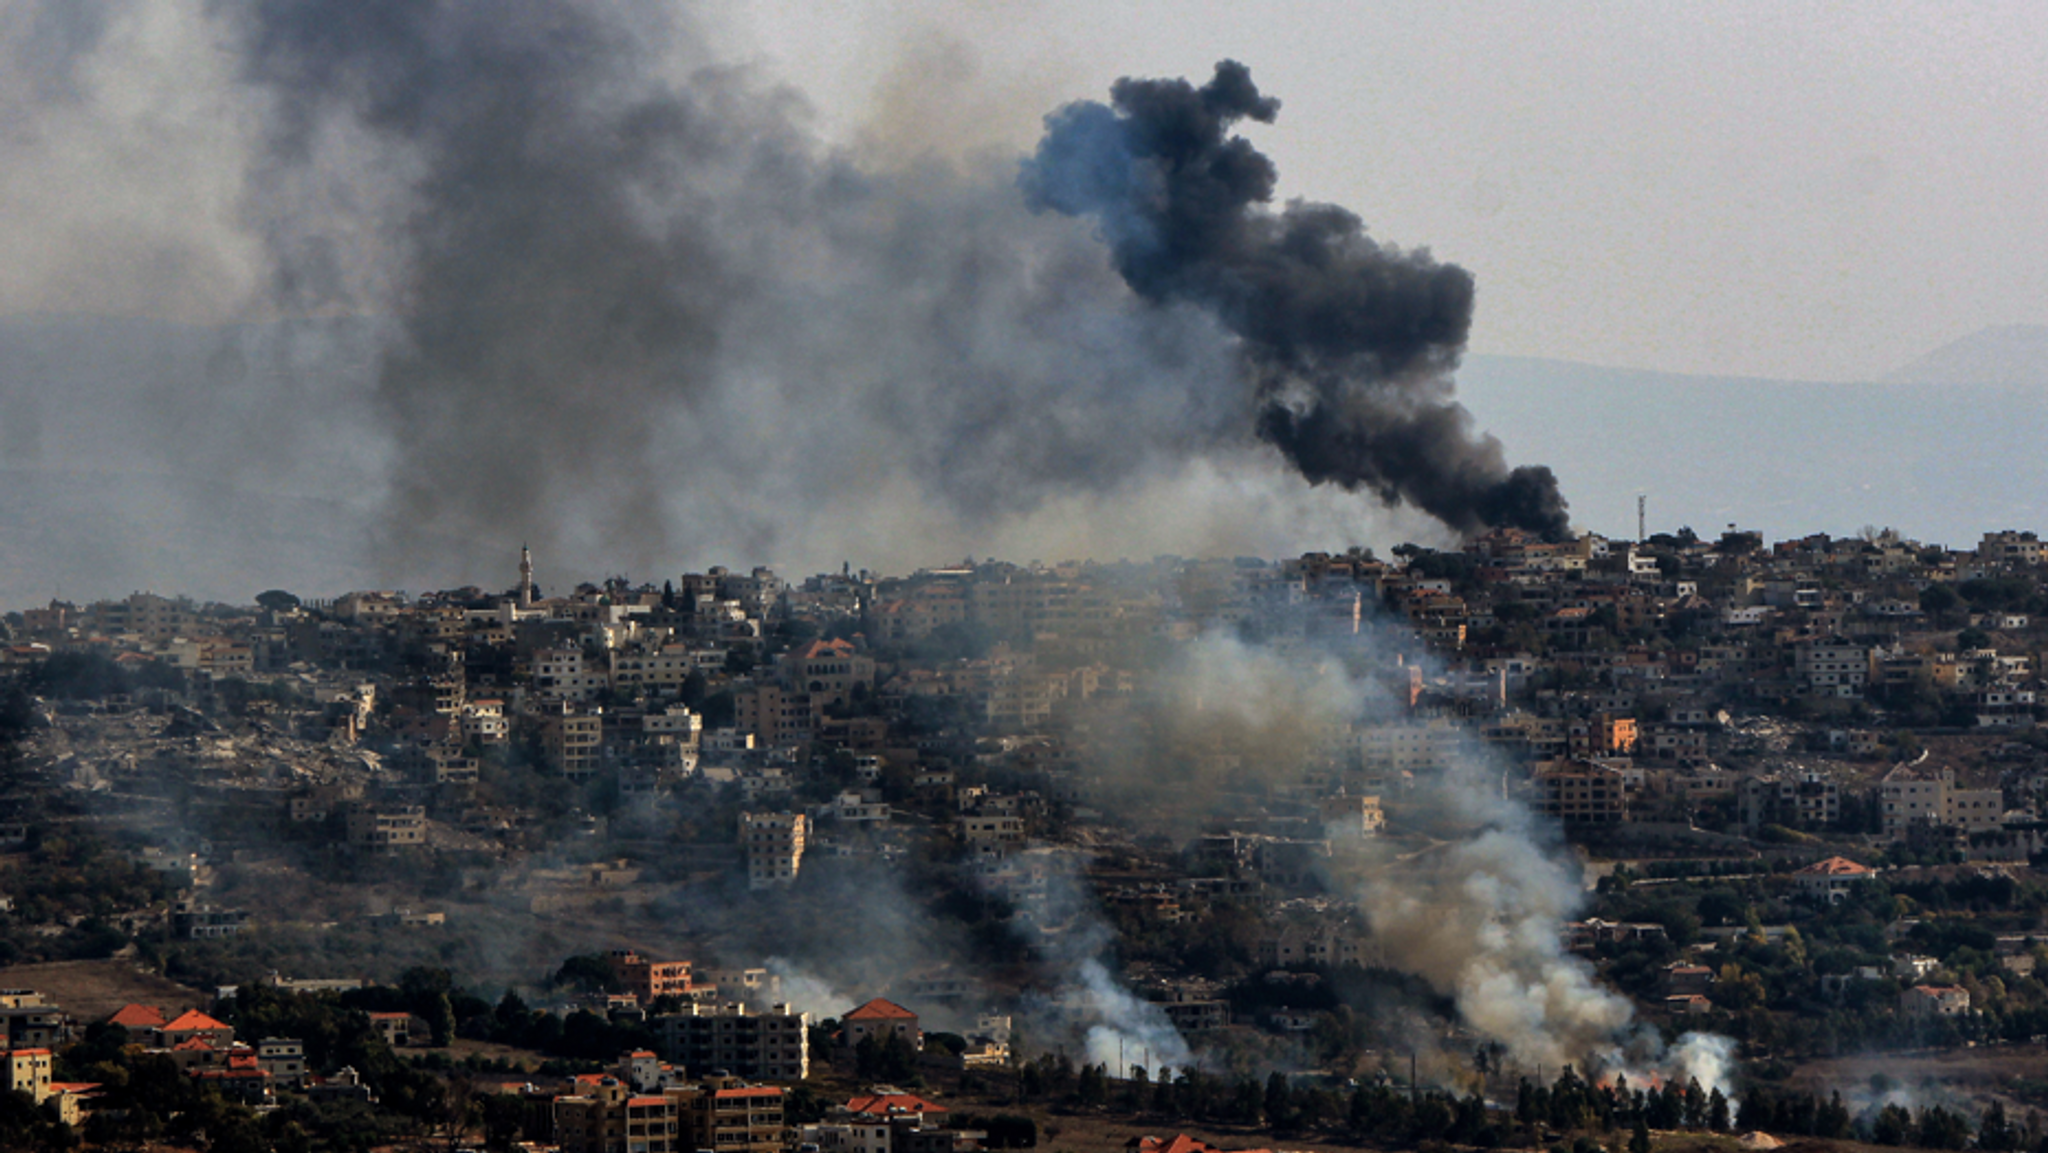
[221,0,1263,580]
[1021,60,1570,539]
[0,6,1570,603]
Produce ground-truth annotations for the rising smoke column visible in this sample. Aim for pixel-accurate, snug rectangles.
[1020,61,1570,540]
[224,0,1280,580]
[236,0,749,568]
[1102,626,1732,1093]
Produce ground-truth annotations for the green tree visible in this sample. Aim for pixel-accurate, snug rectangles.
[1920,583,1960,618]
[1816,1091,1852,1139]
[1707,1088,1730,1132]
[1682,1078,1706,1130]
[1264,1072,1293,1130]
[428,991,456,1048]
[1872,1104,1912,1146]
[1915,1105,1971,1150]
[1979,1100,2014,1152]
[1074,1063,1107,1107]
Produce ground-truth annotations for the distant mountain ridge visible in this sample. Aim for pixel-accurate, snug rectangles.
[2,312,2046,607]
[1885,324,2048,386]
[1456,353,2048,548]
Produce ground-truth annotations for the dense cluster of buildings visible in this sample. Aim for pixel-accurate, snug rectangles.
[8,525,2048,1121]
[8,529,2044,869]
[0,977,1001,1153]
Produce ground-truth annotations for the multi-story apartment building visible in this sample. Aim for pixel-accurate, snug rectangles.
[1879,768,2007,838]
[1795,638,1870,698]
[653,1002,809,1082]
[542,705,605,779]
[1978,531,2044,567]
[0,991,68,1050]
[1567,713,1638,758]
[554,1076,648,1153]
[554,1064,788,1153]
[1531,763,1629,825]
[608,951,699,1005]
[1358,720,1460,773]
[675,1079,787,1153]
[86,592,198,640]
[959,812,1026,858]
[611,645,698,698]
[346,806,427,850]
[1738,774,1841,832]
[534,648,609,702]
[171,903,250,940]
[257,1037,307,1087]
[740,812,806,889]
[3,1046,52,1103]
[733,685,815,748]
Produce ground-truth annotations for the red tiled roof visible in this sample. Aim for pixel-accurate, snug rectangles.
[846,1093,947,1117]
[843,998,916,1021]
[716,1087,784,1099]
[109,1004,168,1029]
[163,1009,231,1033]
[1797,856,1874,877]
[1127,1137,1270,1153]
[173,1038,216,1052]
[794,639,857,660]
[629,1096,669,1107]
[6,1048,51,1057]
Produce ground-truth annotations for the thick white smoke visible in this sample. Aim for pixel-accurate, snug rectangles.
[1072,956,1194,1076]
[1002,849,1194,1074]
[763,958,853,1022]
[1127,626,1737,1095]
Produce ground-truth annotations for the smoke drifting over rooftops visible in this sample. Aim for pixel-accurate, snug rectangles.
[1022,61,1570,540]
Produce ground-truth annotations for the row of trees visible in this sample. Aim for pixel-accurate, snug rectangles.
[1000,1055,2030,1153]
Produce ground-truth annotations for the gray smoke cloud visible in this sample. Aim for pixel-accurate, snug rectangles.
[226,0,1281,582]
[0,5,1515,604]
[1008,848,1194,1074]
[1020,61,1571,541]
[1104,625,1730,1092]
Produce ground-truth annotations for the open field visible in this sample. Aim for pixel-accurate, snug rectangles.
[0,957,208,1021]
[1791,1044,2048,1114]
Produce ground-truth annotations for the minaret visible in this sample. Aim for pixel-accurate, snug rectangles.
[518,544,534,608]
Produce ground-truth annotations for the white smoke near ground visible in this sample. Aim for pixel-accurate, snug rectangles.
[1120,623,1738,1097]
[996,847,1194,1075]
[763,958,854,1022]
[1071,956,1194,1076]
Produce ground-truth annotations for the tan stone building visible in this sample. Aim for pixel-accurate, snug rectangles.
[740,812,806,889]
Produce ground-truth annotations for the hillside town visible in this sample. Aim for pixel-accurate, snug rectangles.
[8,525,2048,1150]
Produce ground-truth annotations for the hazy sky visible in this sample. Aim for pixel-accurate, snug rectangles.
[708,1,2048,383]
[6,2,2042,382]
[3,1,2046,603]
